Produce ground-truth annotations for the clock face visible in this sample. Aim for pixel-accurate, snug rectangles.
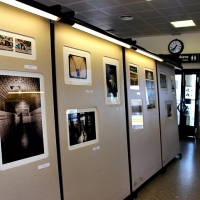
[168,39,184,54]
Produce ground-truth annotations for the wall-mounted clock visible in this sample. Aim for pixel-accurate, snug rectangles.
[168,39,184,54]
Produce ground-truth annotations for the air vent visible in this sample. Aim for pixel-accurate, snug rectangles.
[106,29,117,33]
[119,15,134,21]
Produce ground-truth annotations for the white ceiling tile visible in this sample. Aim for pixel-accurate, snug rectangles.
[64,2,96,12]
[26,0,200,37]
[124,2,154,12]
[179,0,200,5]
[144,17,168,24]
[184,4,200,13]
[158,7,186,16]
[135,10,161,18]
[88,0,119,8]
[81,10,109,18]
[148,0,180,9]
[101,6,130,15]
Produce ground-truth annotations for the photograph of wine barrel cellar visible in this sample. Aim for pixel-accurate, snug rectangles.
[0,71,47,170]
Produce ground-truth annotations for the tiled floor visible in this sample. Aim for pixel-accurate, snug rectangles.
[135,138,200,200]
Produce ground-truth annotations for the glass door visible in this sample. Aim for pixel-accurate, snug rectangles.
[175,69,200,138]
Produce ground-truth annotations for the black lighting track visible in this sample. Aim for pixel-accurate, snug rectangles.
[133,44,183,70]
[60,14,133,46]
[16,0,62,18]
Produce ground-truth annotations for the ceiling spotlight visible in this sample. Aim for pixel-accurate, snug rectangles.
[119,15,134,21]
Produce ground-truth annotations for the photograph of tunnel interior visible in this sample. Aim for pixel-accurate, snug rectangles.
[0,71,47,170]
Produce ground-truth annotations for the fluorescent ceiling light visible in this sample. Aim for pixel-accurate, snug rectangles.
[135,49,163,62]
[72,23,131,48]
[171,20,196,28]
[0,0,60,21]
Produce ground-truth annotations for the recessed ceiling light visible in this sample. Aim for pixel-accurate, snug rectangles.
[119,15,134,21]
[171,20,196,28]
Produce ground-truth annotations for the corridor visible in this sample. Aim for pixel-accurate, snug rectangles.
[1,122,44,164]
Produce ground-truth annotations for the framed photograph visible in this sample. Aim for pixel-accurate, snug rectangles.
[66,108,99,150]
[15,38,32,55]
[131,99,143,131]
[103,57,121,105]
[171,75,175,91]
[0,70,48,170]
[0,30,36,60]
[165,100,173,119]
[145,69,156,109]
[130,64,139,90]
[160,72,167,89]
[63,46,92,86]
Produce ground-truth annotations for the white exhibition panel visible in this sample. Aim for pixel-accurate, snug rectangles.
[156,62,180,166]
[0,3,60,200]
[125,49,162,191]
[54,22,130,200]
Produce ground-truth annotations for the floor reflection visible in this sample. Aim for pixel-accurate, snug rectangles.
[136,137,200,200]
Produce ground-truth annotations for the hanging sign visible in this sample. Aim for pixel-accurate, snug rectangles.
[178,54,200,63]
[161,54,200,64]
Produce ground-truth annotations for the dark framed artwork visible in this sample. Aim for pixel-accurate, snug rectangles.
[145,68,156,109]
[0,30,36,60]
[63,46,92,85]
[160,72,167,90]
[171,75,175,92]
[165,100,173,119]
[103,57,121,105]
[0,70,48,170]
[130,64,139,90]
[66,108,99,150]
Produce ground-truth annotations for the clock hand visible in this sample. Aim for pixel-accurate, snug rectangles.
[172,45,177,50]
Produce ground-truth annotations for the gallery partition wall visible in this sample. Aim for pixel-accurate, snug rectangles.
[124,48,162,193]
[53,22,130,200]
[0,3,60,200]
[156,62,180,167]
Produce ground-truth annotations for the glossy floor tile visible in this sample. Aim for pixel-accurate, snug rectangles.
[135,138,200,200]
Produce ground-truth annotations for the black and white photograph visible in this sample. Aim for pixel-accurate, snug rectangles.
[130,64,139,90]
[171,75,175,91]
[0,35,13,51]
[160,72,167,89]
[69,54,87,79]
[131,99,143,131]
[145,69,156,109]
[165,100,173,119]
[63,46,92,85]
[145,69,154,80]
[66,108,99,150]
[0,30,36,60]
[0,70,48,170]
[103,57,121,105]
[106,64,118,97]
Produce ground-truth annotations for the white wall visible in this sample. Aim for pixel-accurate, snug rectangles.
[134,33,200,69]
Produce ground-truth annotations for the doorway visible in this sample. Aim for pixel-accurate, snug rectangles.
[175,69,200,138]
